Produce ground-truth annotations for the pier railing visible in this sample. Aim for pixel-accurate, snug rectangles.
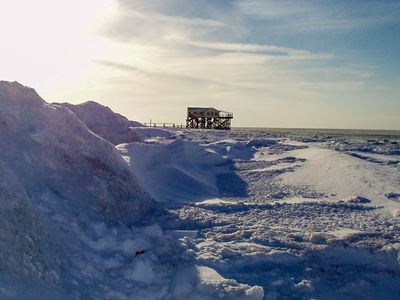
[143,122,184,129]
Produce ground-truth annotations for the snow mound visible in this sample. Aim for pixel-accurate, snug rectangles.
[129,126,176,140]
[0,82,265,299]
[204,138,280,160]
[204,140,255,160]
[0,160,60,281]
[118,139,247,202]
[0,81,153,223]
[172,265,264,300]
[0,80,157,286]
[57,101,144,145]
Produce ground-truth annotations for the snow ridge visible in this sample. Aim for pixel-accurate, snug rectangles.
[57,101,144,145]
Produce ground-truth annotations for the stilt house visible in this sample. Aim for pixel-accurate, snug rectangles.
[186,107,233,130]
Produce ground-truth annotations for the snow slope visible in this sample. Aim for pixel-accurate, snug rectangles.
[118,139,247,203]
[0,81,263,299]
[0,81,154,285]
[57,101,144,145]
[0,81,153,223]
[0,160,60,282]
[129,126,176,140]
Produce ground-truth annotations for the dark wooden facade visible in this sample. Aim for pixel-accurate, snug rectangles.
[186,107,233,130]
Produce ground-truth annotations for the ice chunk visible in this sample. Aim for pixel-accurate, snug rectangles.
[172,265,264,300]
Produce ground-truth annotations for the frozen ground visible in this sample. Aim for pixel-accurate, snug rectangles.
[142,129,400,300]
[1,81,400,299]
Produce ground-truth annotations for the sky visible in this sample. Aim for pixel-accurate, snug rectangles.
[0,0,399,129]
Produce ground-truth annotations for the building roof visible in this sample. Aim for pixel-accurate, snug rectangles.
[187,107,210,112]
[187,107,232,114]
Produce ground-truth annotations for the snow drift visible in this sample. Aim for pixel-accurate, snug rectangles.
[57,101,144,145]
[129,126,176,140]
[0,160,60,281]
[0,82,153,222]
[58,101,176,144]
[0,81,263,299]
[0,81,153,279]
[118,139,247,202]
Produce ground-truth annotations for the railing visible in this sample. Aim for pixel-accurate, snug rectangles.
[143,122,184,129]
[219,112,233,118]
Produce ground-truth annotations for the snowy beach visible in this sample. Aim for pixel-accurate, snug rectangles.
[1,82,400,299]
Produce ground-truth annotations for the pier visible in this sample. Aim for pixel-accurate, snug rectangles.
[143,122,184,129]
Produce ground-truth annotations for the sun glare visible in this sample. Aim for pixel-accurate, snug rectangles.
[0,0,116,97]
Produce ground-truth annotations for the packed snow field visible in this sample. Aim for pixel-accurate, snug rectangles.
[1,81,400,299]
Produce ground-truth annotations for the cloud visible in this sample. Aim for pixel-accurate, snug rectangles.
[104,8,226,39]
[166,36,334,60]
[99,0,234,42]
[94,60,148,73]
[1,0,397,128]
[93,59,243,89]
[88,0,396,128]
[93,42,367,98]
[127,10,225,27]
[94,1,375,97]
[236,0,400,31]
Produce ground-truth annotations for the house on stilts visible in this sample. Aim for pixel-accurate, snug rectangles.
[186,107,233,130]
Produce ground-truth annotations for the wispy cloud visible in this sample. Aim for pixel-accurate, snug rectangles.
[100,0,230,42]
[87,0,398,129]
[94,43,368,98]
[96,0,376,96]
[166,36,334,60]
[127,10,225,27]
[237,0,400,31]
[93,59,244,89]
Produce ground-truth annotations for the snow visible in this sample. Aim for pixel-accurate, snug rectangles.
[162,129,400,299]
[346,195,371,204]
[2,81,400,299]
[247,139,277,148]
[0,81,263,300]
[0,272,70,300]
[0,81,153,224]
[171,265,264,300]
[279,144,400,215]
[0,160,60,282]
[57,101,144,145]
[57,102,176,145]
[129,127,176,140]
[118,139,237,202]
[197,198,236,205]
